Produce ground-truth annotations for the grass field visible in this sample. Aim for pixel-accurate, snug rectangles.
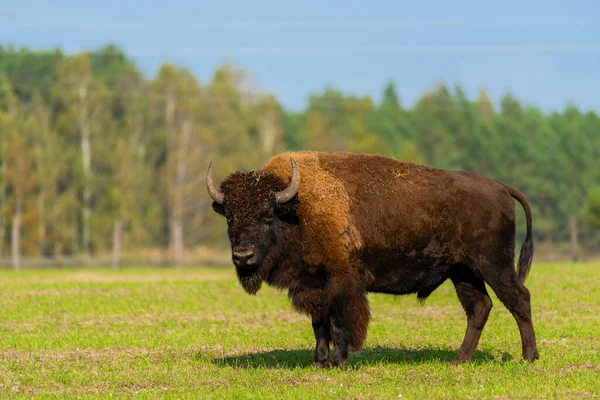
[0,263,599,399]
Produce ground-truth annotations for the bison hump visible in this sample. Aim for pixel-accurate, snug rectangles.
[262,151,363,272]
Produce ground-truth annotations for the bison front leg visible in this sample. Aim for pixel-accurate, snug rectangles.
[290,288,333,367]
[330,310,351,367]
[311,313,331,367]
[330,291,370,367]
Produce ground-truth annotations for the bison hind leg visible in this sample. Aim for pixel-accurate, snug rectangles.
[450,265,493,363]
[479,260,539,362]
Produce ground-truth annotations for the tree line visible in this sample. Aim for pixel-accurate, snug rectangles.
[1,43,599,268]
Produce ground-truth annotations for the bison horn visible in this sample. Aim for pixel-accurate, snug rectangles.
[206,161,225,204]
[274,158,300,204]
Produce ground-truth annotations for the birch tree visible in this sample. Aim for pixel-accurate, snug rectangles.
[253,95,284,163]
[0,81,36,269]
[0,77,15,258]
[150,65,210,266]
[109,68,154,268]
[28,95,51,255]
[5,132,37,269]
[52,53,110,256]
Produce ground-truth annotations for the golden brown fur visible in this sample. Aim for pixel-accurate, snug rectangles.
[263,151,364,271]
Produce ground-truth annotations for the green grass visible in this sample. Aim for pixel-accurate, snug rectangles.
[0,263,599,399]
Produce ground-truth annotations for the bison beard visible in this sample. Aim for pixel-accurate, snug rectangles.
[236,268,262,295]
[207,151,540,367]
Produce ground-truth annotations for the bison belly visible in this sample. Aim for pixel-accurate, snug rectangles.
[362,243,456,296]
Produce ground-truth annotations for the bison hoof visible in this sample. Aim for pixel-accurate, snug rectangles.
[311,360,330,368]
[331,358,348,368]
[524,351,539,362]
[451,356,471,365]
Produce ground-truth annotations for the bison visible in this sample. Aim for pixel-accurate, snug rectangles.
[207,151,539,366]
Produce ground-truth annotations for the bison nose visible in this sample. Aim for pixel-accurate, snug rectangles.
[232,246,256,266]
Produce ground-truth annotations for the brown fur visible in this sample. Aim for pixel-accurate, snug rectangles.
[211,151,539,366]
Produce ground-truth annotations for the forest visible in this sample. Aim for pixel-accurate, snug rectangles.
[1,43,599,267]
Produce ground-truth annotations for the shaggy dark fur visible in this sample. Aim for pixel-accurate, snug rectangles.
[210,151,539,367]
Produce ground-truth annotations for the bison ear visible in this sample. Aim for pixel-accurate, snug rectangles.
[275,198,300,223]
[212,201,225,216]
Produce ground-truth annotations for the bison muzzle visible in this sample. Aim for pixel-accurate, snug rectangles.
[207,151,539,366]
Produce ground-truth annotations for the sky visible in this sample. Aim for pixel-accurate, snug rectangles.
[1,0,599,112]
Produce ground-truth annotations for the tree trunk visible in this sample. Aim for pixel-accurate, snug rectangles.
[79,82,92,257]
[165,85,179,266]
[0,137,6,258]
[37,190,46,255]
[33,104,48,257]
[172,219,183,267]
[71,209,79,254]
[112,218,122,269]
[259,108,278,161]
[11,198,22,270]
[52,205,63,256]
[171,118,191,267]
[570,216,580,262]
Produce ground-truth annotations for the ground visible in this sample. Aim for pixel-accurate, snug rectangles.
[0,263,599,399]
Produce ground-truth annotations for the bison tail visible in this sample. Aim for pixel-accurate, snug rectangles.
[496,180,534,283]
[517,229,534,283]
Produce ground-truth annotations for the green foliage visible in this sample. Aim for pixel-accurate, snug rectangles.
[586,188,600,229]
[0,44,63,103]
[0,43,599,259]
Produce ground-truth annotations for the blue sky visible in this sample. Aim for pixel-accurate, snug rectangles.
[1,0,599,112]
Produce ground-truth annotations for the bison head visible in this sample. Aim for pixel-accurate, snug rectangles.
[207,158,300,294]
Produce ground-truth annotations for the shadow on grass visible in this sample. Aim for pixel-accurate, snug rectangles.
[203,346,505,369]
